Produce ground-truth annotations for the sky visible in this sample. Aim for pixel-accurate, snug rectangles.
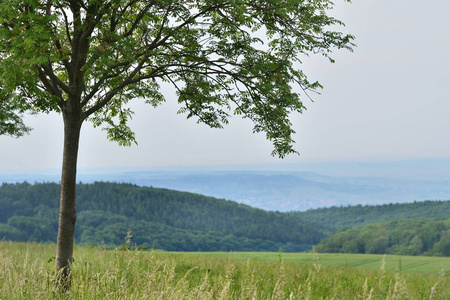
[1,0,450,175]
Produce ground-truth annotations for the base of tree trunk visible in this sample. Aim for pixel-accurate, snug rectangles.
[55,265,72,293]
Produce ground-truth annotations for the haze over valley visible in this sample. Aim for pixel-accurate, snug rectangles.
[3,158,450,211]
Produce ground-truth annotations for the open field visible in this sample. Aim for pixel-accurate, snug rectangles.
[0,241,449,299]
[176,251,450,275]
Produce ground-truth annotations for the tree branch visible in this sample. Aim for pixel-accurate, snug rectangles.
[35,66,64,106]
[41,63,72,96]
[122,1,156,38]
[81,63,166,120]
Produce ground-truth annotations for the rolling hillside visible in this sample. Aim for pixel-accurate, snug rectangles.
[1,182,450,256]
[0,182,325,251]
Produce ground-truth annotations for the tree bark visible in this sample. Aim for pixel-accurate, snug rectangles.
[55,108,82,288]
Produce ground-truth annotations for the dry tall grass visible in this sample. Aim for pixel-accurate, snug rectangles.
[0,241,448,299]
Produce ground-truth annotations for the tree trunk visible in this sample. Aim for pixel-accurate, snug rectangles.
[55,110,82,288]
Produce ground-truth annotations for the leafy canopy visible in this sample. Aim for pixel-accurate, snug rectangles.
[0,91,31,137]
[0,0,354,156]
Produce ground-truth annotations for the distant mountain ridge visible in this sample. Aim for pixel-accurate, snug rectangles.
[2,170,450,211]
[83,171,450,211]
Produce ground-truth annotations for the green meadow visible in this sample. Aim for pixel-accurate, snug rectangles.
[177,251,450,275]
[1,242,449,299]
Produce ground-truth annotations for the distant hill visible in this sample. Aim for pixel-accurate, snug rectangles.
[3,169,450,211]
[0,182,325,251]
[127,171,450,211]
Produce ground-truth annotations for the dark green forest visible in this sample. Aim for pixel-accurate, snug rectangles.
[293,200,450,231]
[316,219,450,256]
[296,201,450,256]
[1,182,449,256]
[0,182,325,252]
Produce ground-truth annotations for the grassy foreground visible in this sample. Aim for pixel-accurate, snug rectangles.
[0,242,449,299]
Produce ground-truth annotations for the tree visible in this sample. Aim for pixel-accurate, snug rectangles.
[0,0,354,286]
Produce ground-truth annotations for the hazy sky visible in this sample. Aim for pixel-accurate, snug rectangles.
[1,0,450,173]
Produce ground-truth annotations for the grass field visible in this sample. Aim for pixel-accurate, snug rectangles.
[176,251,450,275]
[0,241,449,299]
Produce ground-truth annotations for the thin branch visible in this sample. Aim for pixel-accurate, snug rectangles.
[147,3,224,52]
[58,5,72,46]
[81,64,166,120]
[122,1,156,38]
[81,67,128,107]
[166,75,215,126]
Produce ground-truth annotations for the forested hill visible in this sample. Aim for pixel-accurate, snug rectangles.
[3,182,449,254]
[0,182,325,252]
[316,218,450,256]
[291,200,450,231]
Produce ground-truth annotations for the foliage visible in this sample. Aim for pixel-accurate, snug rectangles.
[0,182,325,251]
[0,0,354,157]
[0,92,31,137]
[1,241,449,299]
[316,218,450,256]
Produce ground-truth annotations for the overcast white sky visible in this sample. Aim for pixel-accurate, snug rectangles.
[1,0,450,173]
